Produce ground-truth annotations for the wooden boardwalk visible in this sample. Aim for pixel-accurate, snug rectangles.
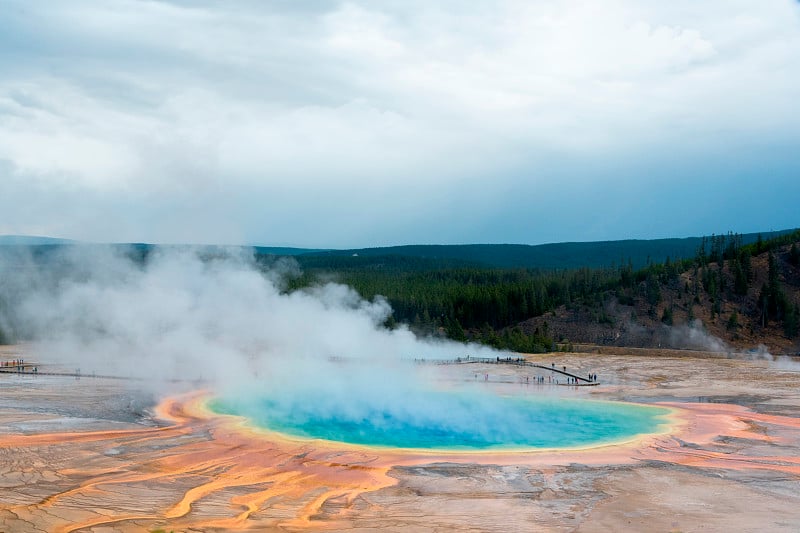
[418,356,599,385]
[0,365,197,383]
[2,358,599,385]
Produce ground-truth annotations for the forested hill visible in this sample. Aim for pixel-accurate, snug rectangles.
[287,229,800,355]
[300,230,793,270]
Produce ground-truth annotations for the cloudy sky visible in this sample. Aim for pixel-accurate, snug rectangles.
[1,0,798,248]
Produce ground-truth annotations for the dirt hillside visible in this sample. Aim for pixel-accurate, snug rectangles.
[520,241,800,355]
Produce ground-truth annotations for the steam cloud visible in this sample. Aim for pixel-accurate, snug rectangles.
[664,319,800,372]
[667,319,732,353]
[1,245,513,437]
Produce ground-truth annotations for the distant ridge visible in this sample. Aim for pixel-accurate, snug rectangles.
[299,229,798,270]
[0,235,76,246]
[1,229,796,270]
[252,246,328,256]
[0,239,322,256]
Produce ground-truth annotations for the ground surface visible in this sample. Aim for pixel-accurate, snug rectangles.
[1,346,800,532]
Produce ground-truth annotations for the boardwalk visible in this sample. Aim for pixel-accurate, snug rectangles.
[0,364,140,380]
[2,358,598,385]
[0,364,200,384]
[418,356,599,385]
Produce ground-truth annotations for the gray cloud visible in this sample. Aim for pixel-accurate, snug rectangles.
[0,1,798,246]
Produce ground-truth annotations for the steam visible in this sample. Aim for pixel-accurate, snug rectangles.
[667,319,731,353]
[773,355,800,371]
[1,245,514,435]
[741,344,800,372]
[662,318,800,372]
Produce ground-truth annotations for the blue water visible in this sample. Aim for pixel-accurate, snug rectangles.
[210,391,670,451]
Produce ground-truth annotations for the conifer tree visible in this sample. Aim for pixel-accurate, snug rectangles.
[789,243,800,267]
[727,310,739,331]
[784,304,798,339]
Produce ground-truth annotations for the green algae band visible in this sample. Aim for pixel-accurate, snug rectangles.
[211,393,670,451]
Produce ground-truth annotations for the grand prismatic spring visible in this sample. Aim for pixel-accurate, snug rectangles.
[210,391,671,451]
[3,349,800,532]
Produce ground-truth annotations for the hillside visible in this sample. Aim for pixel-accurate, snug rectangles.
[520,237,800,354]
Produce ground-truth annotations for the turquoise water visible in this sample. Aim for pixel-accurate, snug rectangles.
[211,391,671,450]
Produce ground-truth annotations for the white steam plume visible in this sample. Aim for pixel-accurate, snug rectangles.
[667,319,731,353]
[2,245,518,437]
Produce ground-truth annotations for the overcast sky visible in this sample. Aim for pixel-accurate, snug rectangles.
[1,0,798,248]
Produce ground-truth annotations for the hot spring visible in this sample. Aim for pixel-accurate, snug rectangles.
[210,388,671,451]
